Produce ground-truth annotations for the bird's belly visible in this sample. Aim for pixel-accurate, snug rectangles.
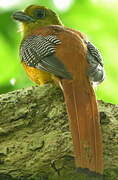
[22,61,52,85]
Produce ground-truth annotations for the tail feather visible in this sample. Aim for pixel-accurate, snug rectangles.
[62,78,103,176]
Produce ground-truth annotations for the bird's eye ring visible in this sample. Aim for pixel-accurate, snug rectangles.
[34,9,45,19]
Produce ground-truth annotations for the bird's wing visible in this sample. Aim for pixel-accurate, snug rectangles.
[20,35,73,80]
[85,40,105,85]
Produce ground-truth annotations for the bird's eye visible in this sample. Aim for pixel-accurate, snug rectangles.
[34,9,45,19]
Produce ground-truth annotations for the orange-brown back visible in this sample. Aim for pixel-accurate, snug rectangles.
[21,25,103,176]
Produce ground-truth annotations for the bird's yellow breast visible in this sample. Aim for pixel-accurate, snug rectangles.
[22,61,53,85]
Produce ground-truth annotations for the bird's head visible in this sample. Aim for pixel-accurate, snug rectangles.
[12,4,62,38]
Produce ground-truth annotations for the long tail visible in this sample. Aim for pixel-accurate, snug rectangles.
[62,78,103,177]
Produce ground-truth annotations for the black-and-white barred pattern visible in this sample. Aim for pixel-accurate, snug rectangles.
[85,40,105,85]
[87,41,103,67]
[20,35,61,67]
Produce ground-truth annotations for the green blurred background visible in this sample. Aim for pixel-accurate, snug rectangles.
[0,0,118,104]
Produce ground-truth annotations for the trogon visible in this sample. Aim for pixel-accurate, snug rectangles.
[12,4,105,177]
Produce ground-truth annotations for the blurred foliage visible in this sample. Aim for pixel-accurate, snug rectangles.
[0,0,118,104]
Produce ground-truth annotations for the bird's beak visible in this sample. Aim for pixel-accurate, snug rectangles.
[12,11,35,22]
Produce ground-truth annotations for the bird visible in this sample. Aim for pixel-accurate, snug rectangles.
[12,4,105,178]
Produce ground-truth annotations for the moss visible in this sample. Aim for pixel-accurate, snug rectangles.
[0,85,118,179]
